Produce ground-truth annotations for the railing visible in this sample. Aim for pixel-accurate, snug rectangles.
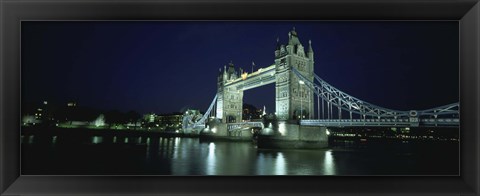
[189,94,218,129]
[227,122,264,131]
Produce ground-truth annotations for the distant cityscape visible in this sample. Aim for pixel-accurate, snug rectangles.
[22,100,458,142]
[22,100,265,132]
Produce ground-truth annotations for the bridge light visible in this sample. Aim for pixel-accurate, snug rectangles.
[278,122,287,136]
[241,72,248,80]
[299,80,305,84]
[326,130,330,135]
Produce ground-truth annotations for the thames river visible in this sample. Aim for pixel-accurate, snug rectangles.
[21,130,459,175]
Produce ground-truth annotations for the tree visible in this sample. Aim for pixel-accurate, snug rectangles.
[105,110,125,128]
[126,110,141,130]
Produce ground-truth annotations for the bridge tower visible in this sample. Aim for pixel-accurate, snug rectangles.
[216,62,244,123]
[274,28,315,121]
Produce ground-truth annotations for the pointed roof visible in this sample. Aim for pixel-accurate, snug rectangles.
[288,27,301,46]
[276,37,281,50]
[227,61,237,77]
[308,39,313,53]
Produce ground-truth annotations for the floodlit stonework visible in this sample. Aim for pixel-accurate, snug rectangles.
[216,28,315,122]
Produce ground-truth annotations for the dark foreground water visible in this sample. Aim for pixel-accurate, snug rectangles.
[21,131,459,175]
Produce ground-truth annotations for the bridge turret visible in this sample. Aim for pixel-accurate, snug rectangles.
[287,27,301,46]
[216,61,244,123]
[222,65,227,81]
[275,37,281,58]
[308,39,314,60]
[275,28,315,121]
[227,61,239,80]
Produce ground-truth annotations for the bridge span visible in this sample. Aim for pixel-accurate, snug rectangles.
[300,118,459,128]
[187,28,459,133]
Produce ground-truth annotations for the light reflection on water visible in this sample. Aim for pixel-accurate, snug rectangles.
[274,152,286,175]
[137,137,142,144]
[323,150,335,175]
[91,136,103,144]
[157,137,334,175]
[172,138,179,159]
[28,135,35,144]
[206,142,216,175]
[21,134,459,175]
[51,136,57,145]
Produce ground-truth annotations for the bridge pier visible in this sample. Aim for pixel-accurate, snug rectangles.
[257,121,328,149]
[199,120,253,142]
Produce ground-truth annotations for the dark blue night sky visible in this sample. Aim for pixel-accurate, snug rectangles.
[21,21,459,114]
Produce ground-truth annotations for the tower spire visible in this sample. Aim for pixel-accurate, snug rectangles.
[291,26,297,36]
[307,39,314,60]
[308,39,313,52]
[276,37,281,50]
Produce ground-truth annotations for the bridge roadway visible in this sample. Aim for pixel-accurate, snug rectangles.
[224,64,276,91]
[222,118,458,131]
[300,118,459,127]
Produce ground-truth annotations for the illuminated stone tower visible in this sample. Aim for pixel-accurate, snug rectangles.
[274,28,315,121]
[215,28,314,123]
[216,62,244,123]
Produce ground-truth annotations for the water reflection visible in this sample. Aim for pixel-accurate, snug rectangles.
[274,152,286,175]
[51,136,58,145]
[28,135,34,144]
[171,137,201,175]
[172,138,180,159]
[91,136,103,144]
[137,137,142,144]
[206,142,216,175]
[21,134,459,175]
[323,150,335,175]
[255,153,266,175]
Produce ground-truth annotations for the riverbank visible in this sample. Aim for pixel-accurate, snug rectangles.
[21,126,199,138]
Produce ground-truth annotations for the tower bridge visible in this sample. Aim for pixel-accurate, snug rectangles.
[189,28,459,134]
[215,28,316,124]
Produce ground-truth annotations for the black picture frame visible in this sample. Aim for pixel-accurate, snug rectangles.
[1,0,479,195]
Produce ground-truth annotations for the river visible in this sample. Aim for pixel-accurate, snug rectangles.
[21,130,459,175]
